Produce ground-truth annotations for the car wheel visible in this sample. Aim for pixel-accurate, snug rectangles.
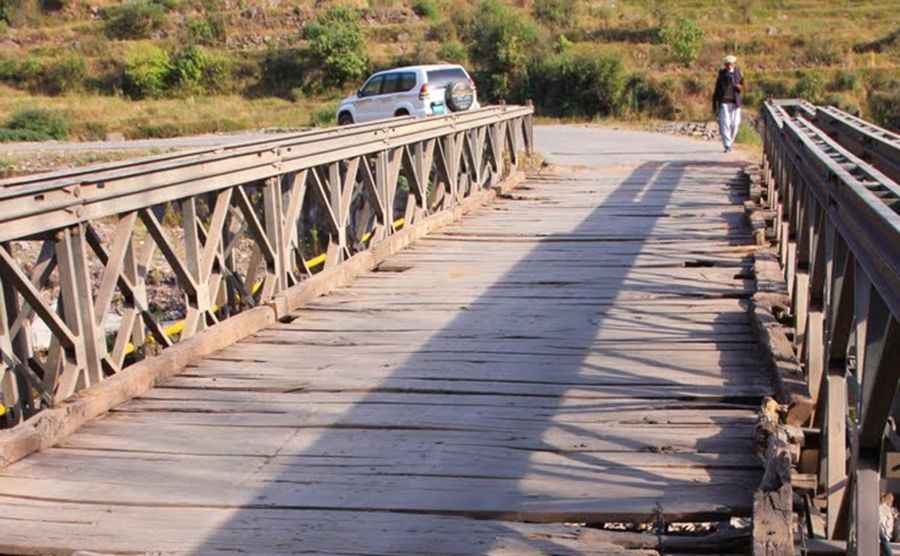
[337,112,354,126]
[446,81,475,112]
[394,109,409,117]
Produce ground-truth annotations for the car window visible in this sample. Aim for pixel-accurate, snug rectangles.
[399,72,418,92]
[382,72,418,94]
[381,73,400,94]
[426,68,468,89]
[359,75,384,97]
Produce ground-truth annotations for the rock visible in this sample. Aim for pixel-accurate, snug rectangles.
[767,26,778,36]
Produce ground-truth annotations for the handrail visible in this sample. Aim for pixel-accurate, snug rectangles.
[813,105,900,183]
[0,107,509,189]
[0,106,532,243]
[0,104,535,427]
[760,99,900,555]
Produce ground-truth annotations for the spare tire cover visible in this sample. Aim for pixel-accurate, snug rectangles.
[446,81,474,112]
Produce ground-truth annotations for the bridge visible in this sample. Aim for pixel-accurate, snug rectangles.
[0,103,896,555]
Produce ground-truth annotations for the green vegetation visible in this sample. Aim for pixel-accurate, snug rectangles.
[465,0,540,101]
[184,14,227,45]
[530,52,626,117]
[436,41,467,64]
[735,121,762,146]
[792,71,827,104]
[0,108,69,141]
[532,0,578,28]
[123,43,171,98]
[659,17,704,67]
[0,0,897,141]
[101,0,170,39]
[868,89,900,132]
[302,7,368,88]
[411,0,438,20]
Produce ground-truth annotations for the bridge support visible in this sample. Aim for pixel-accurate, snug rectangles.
[758,100,900,555]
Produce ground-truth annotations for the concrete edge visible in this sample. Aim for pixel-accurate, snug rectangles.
[0,170,526,469]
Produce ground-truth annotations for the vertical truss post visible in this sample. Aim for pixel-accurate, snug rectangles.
[180,197,207,338]
[263,177,288,292]
[52,227,89,401]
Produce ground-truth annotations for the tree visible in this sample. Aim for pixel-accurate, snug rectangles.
[303,7,368,88]
[532,0,579,29]
[467,0,540,101]
[659,17,704,67]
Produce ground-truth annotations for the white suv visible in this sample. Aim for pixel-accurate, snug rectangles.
[336,64,479,125]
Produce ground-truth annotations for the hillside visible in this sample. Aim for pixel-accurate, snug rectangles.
[0,0,898,142]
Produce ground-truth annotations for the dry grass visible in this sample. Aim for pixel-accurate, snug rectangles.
[0,86,337,139]
[0,0,897,141]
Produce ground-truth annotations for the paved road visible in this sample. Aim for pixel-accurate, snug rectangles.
[0,130,294,154]
[0,127,762,555]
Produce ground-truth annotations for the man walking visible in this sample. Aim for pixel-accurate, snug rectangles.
[713,55,745,153]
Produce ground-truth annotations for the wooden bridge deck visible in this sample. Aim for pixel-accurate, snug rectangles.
[0,128,767,555]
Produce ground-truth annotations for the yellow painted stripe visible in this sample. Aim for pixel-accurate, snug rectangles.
[122,218,406,357]
[305,217,405,270]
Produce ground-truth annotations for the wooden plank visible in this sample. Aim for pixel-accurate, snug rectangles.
[0,499,657,555]
[0,139,766,553]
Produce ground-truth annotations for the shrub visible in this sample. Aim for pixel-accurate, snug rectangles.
[830,70,859,93]
[40,55,86,94]
[625,73,677,119]
[0,54,85,95]
[185,14,226,45]
[529,51,626,118]
[803,36,842,65]
[0,128,51,142]
[0,0,40,25]
[260,47,306,97]
[754,76,791,99]
[822,93,861,116]
[659,17,704,67]
[427,18,456,42]
[0,56,36,86]
[168,45,207,92]
[392,40,439,67]
[310,103,337,127]
[436,40,467,64]
[681,74,705,96]
[411,0,438,20]
[198,49,235,93]
[81,121,109,140]
[466,0,541,101]
[40,0,66,11]
[792,71,826,103]
[102,1,167,39]
[122,42,170,98]
[302,7,368,88]
[634,0,674,27]
[0,156,12,175]
[868,88,900,132]
[734,122,761,146]
[4,108,69,140]
[532,0,578,28]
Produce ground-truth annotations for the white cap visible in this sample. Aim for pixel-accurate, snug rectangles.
[724,55,737,64]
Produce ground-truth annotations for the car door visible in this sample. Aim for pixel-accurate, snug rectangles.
[354,74,384,122]
[376,73,400,120]
[391,72,420,116]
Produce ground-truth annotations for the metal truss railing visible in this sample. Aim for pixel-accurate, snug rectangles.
[0,105,534,426]
[814,105,900,184]
[761,99,900,554]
